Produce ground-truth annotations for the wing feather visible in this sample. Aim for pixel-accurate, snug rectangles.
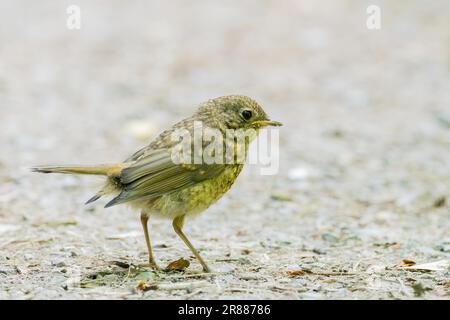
[105,148,226,207]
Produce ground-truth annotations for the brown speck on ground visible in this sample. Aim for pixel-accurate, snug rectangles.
[0,1,449,299]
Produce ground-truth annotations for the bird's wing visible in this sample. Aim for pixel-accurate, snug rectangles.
[105,148,226,207]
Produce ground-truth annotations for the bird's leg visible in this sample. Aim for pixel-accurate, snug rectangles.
[172,215,211,273]
[140,212,159,270]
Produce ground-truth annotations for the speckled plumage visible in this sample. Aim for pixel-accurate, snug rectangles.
[33,95,281,271]
[132,164,243,219]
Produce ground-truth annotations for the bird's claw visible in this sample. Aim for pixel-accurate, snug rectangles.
[140,262,161,271]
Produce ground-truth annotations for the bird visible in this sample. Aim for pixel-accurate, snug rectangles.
[32,95,282,272]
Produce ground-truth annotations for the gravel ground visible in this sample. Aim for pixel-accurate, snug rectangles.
[0,1,449,299]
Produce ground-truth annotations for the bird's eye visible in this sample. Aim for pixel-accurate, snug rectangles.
[241,110,253,120]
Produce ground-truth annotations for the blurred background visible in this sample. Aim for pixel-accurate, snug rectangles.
[0,1,449,299]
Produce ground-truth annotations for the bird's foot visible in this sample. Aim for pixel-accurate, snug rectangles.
[202,265,212,273]
[140,261,161,271]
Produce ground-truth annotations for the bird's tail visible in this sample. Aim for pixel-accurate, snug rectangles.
[31,164,126,176]
[31,164,128,205]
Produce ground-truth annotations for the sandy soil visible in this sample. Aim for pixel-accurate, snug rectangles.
[0,1,449,299]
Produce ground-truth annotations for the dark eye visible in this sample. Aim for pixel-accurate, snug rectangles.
[242,110,252,120]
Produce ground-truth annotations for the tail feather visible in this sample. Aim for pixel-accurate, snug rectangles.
[31,164,127,177]
[104,191,129,208]
[85,194,102,204]
[32,163,129,206]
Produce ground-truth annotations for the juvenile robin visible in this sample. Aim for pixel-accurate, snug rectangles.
[32,95,281,272]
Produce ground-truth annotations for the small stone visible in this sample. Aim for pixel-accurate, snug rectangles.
[433,196,447,208]
[270,193,293,202]
[24,253,34,261]
[434,243,450,253]
[313,248,326,255]
[51,260,66,268]
[322,233,339,243]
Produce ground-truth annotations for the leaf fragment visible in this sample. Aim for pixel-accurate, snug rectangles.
[402,260,449,271]
[136,280,158,291]
[401,259,416,267]
[164,258,190,272]
[286,269,313,277]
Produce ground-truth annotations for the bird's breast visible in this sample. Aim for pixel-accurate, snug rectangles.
[144,164,244,219]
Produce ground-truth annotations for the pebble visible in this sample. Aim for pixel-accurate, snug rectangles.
[51,260,66,268]
[24,253,34,261]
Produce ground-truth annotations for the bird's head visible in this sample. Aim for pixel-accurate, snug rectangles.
[198,95,282,131]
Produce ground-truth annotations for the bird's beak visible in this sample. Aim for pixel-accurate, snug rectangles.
[252,120,283,127]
